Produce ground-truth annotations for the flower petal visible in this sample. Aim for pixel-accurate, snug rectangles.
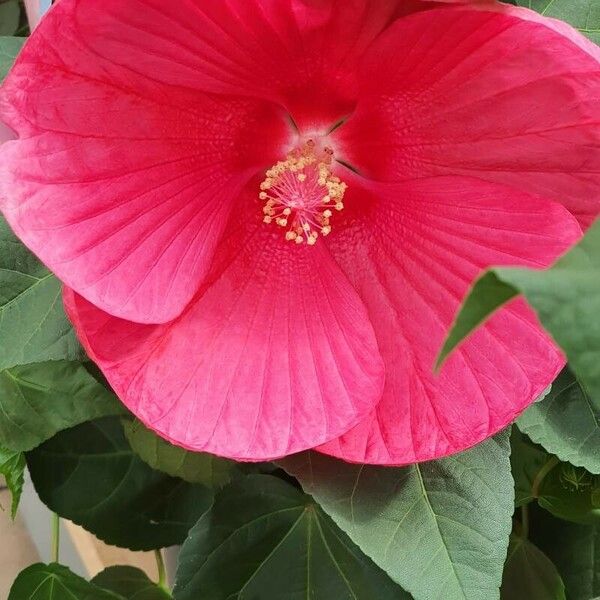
[335,7,600,227]
[318,175,581,464]
[64,190,385,461]
[74,0,399,129]
[0,1,289,323]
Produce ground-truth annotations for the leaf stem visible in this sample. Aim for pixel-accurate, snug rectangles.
[520,504,529,539]
[532,455,560,499]
[51,513,60,563]
[155,549,168,591]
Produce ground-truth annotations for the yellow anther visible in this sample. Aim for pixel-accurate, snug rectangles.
[259,140,347,246]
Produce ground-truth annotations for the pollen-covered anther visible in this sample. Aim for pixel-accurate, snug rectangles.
[259,141,347,245]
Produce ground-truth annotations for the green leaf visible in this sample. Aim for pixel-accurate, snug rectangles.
[531,506,600,600]
[512,430,600,523]
[435,272,519,371]
[174,474,409,600]
[27,417,213,551]
[92,567,171,600]
[0,360,125,452]
[123,419,245,489]
[281,431,513,600]
[8,563,123,600]
[500,535,566,600]
[509,0,600,44]
[537,462,600,524]
[437,219,600,403]
[0,217,82,370]
[510,428,550,507]
[518,368,600,474]
[0,2,20,36]
[0,36,23,81]
[0,446,24,518]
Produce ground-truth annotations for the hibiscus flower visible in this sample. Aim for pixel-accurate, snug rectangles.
[1,0,598,463]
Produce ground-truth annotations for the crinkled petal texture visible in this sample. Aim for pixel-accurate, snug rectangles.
[335,7,600,227]
[73,0,399,129]
[64,192,385,460]
[0,0,290,324]
[317,176,581,464]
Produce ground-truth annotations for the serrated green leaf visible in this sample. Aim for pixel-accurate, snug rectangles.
[500,535,566,600]
[437,219,600,404]
[174,474,409,600]
[8,563,123,600]
[0,2,20,36]
[509,0,600,44]
[0,217,82,369]
[123,419,244,489]
[0,360,125,452]
[281,431,513,600]
[518,368,600,474]
[531,506,600,600]
[27,417,213,551]
[0,446,24,518]
[92,566,171,600]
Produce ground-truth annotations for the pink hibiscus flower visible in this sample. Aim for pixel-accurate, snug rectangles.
[1,0,598,463]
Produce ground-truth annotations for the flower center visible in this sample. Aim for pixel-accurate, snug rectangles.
[259,140,347,245]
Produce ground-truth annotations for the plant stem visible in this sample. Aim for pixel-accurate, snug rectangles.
[155,549,168,591]
[520,504,529,539]
[532,455,560,499]
[51,513,60,563]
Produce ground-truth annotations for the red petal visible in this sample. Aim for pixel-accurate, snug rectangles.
[64,190,384,461]
[0,1,289,323]
[335,7,600,227]
[74,0,398,130]
[318,175,581,464]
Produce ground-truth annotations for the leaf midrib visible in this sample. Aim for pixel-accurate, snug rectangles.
[0,272,53,313]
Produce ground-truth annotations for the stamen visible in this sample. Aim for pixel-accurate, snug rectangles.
[259,141,347,245]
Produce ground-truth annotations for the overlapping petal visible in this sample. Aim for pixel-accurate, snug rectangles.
[64,190,385,460]
[74,0,399,129]
[0,0,289,323]
[318,176,581,464]
[335,7,600,227]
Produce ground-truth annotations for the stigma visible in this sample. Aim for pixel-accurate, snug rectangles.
[259,140,347,245]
